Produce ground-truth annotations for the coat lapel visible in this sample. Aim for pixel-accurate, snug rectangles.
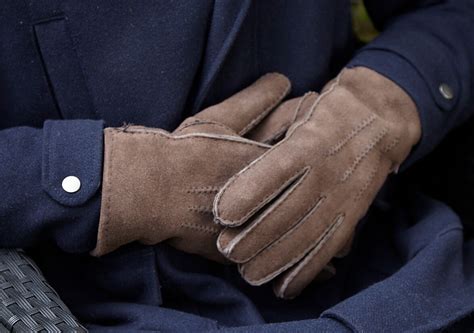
[191,0,252,114]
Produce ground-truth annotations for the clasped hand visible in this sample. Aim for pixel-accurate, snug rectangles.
[94,67,421,299]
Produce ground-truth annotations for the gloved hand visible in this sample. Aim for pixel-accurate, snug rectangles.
[91,73,313,260]
[214,67,422,298]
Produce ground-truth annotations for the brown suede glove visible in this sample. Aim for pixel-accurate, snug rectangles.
[214,67,422,298]
[92,73,314,260]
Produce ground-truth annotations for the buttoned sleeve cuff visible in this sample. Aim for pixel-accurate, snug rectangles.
[42,120,104,206]
[347,47,459,167]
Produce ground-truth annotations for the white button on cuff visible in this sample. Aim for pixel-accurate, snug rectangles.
[62,176,81,193]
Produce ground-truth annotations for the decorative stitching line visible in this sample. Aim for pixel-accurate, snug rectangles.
[354,154,381,203]
[238,195,329,286]
[220,167,313,262]
[225,193,325,263]
[120,127,272,149]
[258,92,317,144]
[186,186,221,194]
[188,206,214,214]
[289,69,346,136]
[180,222,220,235]
[176,118,200,128]
[215,167,310,227]
[175,119,237,135]
[383,136,401,173]
[261,125,290,144]
[95,125,271,254]
[325,114,377,157]
[351,133,401,202]
[293,92,317,122]
[214,70,346,225]
[277,214,345,297]
[382,136,400,153]
[238,76,291,136]
[352,135,401,202]
[340,128,388,183]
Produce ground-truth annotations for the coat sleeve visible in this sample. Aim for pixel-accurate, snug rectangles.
[348,0,474,164]
[0,120,103,253]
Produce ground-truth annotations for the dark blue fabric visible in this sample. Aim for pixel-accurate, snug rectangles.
[1,0,474,331]
[0,123,101,252]
[33,186,474,332]
[42,120,103,207]
[348,0,474,165]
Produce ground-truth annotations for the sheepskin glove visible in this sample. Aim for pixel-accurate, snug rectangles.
[214,67,422,298]
[92,73,314,261]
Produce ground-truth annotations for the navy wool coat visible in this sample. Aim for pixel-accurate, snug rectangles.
[1,0,474,331]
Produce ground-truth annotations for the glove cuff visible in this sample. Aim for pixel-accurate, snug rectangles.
[91,127,168,256]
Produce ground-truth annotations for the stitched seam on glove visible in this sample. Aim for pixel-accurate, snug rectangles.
[238,196,328,285]
[188,206,214,214]
[186,186,221,194]
[261,123,291,144]
[221,168,316,262]
[119,127,272,148]
[325,114,377,157]
[238,77,291,136]
[214,71,345,225]
[340,127,388,182]
[223,192,324,263]
[277,214,345,297]
[354,153,382,203]
[175,119,237,135]
[214,167,311,227]
[240,210,343,286]
[180,222,220,235]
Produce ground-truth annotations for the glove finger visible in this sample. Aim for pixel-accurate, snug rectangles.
[271,213,352,299]
[273,150,394,299]
[175,90,315,139]
[218,119,374,262]
[246,92,318,144]
[214,138,309,228]
[235,194,342,286]
[235,140,387,286]
[217,168,320,263]
[195,73,291,136]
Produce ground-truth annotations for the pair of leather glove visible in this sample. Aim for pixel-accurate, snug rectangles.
[92,67,421,299]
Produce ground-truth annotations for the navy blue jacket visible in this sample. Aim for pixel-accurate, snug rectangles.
[1,0,474,331]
